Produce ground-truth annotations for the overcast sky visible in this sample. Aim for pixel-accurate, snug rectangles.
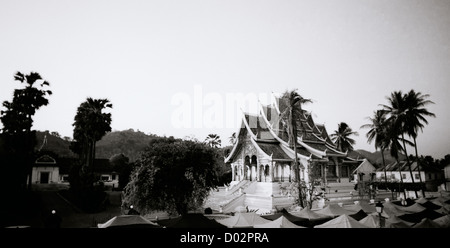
[1,0,449,159]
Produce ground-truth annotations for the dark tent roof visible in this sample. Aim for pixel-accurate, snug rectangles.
[157,213,227,228]
[419,201,441,210]
[261,209,308,226]
[398,208,444,223]
[349,209,368,221]
[412,218,442,228]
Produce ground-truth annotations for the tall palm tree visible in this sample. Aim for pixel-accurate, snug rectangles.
[381,91,418,198]
[361,110,390,194]
[404,90,435,196]
[204,134,221,148]
[384,122,414,200]
[279,89,312,208]
[73,97,113,187]
[331,122,359,152]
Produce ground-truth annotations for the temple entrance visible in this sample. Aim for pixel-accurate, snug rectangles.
[40,172,49,184]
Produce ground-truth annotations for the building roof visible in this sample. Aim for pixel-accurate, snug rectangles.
[256,140,292,160]
[225,94,354,163]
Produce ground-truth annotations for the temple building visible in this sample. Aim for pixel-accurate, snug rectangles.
[205,94,362,213]
[225,94,359,185]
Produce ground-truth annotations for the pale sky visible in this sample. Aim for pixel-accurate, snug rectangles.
[1,0,449,159]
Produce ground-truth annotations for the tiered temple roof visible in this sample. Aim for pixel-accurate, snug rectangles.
[225,95,349,164]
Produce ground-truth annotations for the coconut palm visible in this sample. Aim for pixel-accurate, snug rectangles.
[361,110,389,191]
[205,134,221,148]
[279,89,312,208]
[381,91,418,198]
[404,90,435,196]
[331,122,358,153]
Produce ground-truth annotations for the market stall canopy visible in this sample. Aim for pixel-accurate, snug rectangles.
[433,214,450,228]
[157,213,227,228]
[385,215,414,228]
[412,218,442,228]
[291,207,330,220]
[398,208,444,224]
[359,214,380,228]
[314,214,370,228]
[261,209,308,226]
[419,200,441,210]
[97,215,161,228]
[396,203,427,213]
[290,207,333,227]
[430,196,450,206]
[254,216,306,228]
[383,202,407,217]
[216,212,271,228]
[349,209,368,221]
[315,204,354,217]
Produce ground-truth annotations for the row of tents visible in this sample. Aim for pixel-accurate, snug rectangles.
[97,195,450,228]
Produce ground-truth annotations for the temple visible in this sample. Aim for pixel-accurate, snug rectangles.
[225,94,359,185]
[205,93,362,213]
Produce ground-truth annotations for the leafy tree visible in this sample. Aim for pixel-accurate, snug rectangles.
[71,97,112,190]
[331,122,358,153]
[279,89,312,208]
[0,71,52,190]
[122,136,221,215]
[109,153,134,189]
[204,133,221,148]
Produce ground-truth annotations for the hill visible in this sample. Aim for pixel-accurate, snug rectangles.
[95,129,158,161]
[351,149,407,167]
[35,129,158,161]
[36,131,77,158]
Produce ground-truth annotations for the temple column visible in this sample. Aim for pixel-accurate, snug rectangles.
[334,158,340,183]
[231,165,235,181]
[271,161,275,182]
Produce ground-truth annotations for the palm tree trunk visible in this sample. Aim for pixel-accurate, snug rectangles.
[292,124,304,208]
[380,149,392,199]
[413,137,425,197]
[401,133,418,198]
[396,158,408,200]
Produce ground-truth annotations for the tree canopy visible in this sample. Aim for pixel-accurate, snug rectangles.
[122,136,221,215]
[0,71,52,190]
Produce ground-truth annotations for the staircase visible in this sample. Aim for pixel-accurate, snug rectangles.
[204,181,295,214]
[203,180,252,212]
[324,181,393,205]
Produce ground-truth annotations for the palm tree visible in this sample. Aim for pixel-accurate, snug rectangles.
[331,122,359,152]
[361,110,390,194]
[73,97,113,187]
[205,134,221,148]
[404,90,435,197]
[279,89,312,208]
[381,91,418,198]
[384,122,414,200]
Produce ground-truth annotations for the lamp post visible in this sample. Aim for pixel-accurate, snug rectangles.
[375,201,383,228]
